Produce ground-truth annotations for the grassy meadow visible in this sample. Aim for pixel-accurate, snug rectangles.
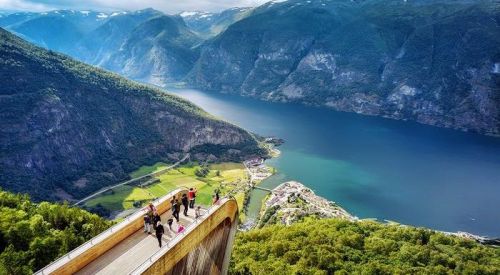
[85,162,248,216]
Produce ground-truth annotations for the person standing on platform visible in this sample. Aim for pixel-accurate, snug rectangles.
[143,213,151,234]
[155,221,164,247]
[153,211,161,230]
[172,199,180,222]
[148,202,156,213]
[212,189,220,205]
[167,217,174,230]
[215,189,220,201]
[188,188,197,208]
[181,193,189,216]
[170,196,176,210]
[195,206,202,218]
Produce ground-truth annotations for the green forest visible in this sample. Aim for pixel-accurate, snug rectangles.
[230,218,500,274]
[1,188,499,274]
[0,190,111,274]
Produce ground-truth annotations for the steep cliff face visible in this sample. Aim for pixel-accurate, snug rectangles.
[0,28,262,201]
[188,0,500,136]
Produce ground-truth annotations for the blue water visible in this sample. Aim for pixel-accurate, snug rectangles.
[169,88,500,237]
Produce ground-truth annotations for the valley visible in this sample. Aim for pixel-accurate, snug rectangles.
[2,0,499,136]
[0,28,264,201]
[170,87,500,237]
[83,161,251,219]
[0,1,499,273]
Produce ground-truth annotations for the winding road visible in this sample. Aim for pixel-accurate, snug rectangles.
[73,154,189,206]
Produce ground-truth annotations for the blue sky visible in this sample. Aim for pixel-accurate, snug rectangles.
[0,0,270,13]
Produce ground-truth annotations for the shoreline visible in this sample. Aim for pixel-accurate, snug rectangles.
[242,141,499,242]
[250,179,500,244]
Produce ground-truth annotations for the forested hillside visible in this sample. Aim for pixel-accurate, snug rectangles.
[0,28,263,201]
[231,218,500,274]
[0,190,111,274]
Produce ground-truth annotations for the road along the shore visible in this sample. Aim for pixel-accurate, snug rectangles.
[73,154,189,206]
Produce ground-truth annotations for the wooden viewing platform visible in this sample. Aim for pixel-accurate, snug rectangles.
[36,189,239,275]
[75,209,199,274]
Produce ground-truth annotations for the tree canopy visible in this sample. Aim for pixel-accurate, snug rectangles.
[0,190,111,274]
[231,218,500,274]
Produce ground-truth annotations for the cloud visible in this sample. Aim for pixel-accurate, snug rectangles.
[0,0,271,13]
[0,0,56,12]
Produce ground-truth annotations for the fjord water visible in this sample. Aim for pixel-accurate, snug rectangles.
[170,88,500,237]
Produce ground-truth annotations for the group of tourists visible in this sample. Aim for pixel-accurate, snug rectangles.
[143,187,200,248]
[142,203,161,234]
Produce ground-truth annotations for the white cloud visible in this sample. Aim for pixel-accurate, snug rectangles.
[0,0,271,13]
[0,0,56,12]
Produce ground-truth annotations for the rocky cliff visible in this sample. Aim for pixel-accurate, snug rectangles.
[188,0,500,136]
[0,28,263,201]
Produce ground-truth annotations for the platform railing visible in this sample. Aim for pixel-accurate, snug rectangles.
[130,194,236,275]
[35,188,188,275]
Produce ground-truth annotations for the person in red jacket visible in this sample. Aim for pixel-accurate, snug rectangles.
[147,202,156,213]
[188,188,197,208]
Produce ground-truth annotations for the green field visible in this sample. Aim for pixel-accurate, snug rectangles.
[85,162,248,216]
[129,162,170,178]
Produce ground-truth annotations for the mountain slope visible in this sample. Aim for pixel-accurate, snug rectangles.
[0,28,262,201]
[101,14,202,86]
[0,9,203,85]
[4,10,109,53]
[179,7,252,38]
[188,0,500,136]
[0,11,38,27]
[9,15,84,53]
[70,9,164,65]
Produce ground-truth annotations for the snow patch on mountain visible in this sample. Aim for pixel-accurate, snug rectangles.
[180,11,200,17]
[493,63,500,74]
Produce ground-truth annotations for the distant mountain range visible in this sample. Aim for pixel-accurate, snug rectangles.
[179,8,251,38]
[0,28,262,201]
[1,0,499,136]
[69,9,164,66]
[0,8,200,86]
[0,10,110,52]
[82,10,202,86]
[189,0,500,136]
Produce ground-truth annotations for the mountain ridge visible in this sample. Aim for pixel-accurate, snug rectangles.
[187,0,500,136]
[100,14,202,86]
[0,28,263,201]
[2,3,499,136]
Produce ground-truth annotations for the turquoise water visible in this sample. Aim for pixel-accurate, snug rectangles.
[169,88,500,237]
